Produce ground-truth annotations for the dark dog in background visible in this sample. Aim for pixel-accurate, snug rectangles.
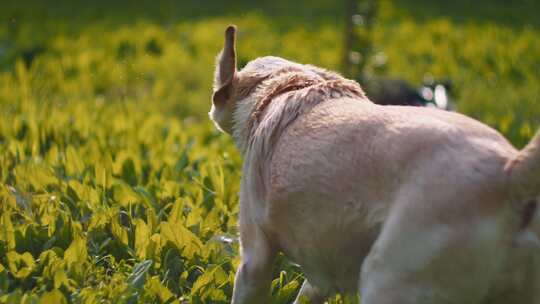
[359,74,454,110]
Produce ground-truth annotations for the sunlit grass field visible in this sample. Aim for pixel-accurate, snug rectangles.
[0,0,539,303]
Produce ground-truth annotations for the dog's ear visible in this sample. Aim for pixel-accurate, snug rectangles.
[213,25,237,106]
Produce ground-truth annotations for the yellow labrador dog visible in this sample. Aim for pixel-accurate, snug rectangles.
[210,25,540,304]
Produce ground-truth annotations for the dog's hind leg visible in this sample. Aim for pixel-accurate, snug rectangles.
[358,195,507,304]
[231,214,277,304]
[293,280,326,304]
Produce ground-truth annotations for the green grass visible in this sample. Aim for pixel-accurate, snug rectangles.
[0,0,539,303]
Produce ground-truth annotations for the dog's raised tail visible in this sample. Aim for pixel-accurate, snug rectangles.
[507,129,540,202]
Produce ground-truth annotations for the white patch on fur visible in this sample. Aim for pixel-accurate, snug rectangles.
[209,103,232,134]
[231,96,257,151]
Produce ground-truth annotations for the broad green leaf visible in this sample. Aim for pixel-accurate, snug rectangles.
[94,153,113,189]
[111,215,129,246]
[39,289,67,304]
[0,211,16,250]
[278,280,300,302]
[14,164,57,191]
[191,265,228,295]
[146,234,163,267]
[0,185,18,209]
[67,180,100,208]
[65,146,85,177]
[134,219,150,259]
[168,198,184,224]
[112,183,140,207]
[53,268,70,289]
[160,180,179,198]
[160,221,202,259]
[88,209,112,231]
[146,276,175,303]
[64,237,87,267]
[185,203,204,228]
[6,251,36,279]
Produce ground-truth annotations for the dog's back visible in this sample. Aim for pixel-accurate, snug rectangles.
[259,98,524,299]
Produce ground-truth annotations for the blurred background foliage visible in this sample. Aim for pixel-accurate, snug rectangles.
[0,0,539,303]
